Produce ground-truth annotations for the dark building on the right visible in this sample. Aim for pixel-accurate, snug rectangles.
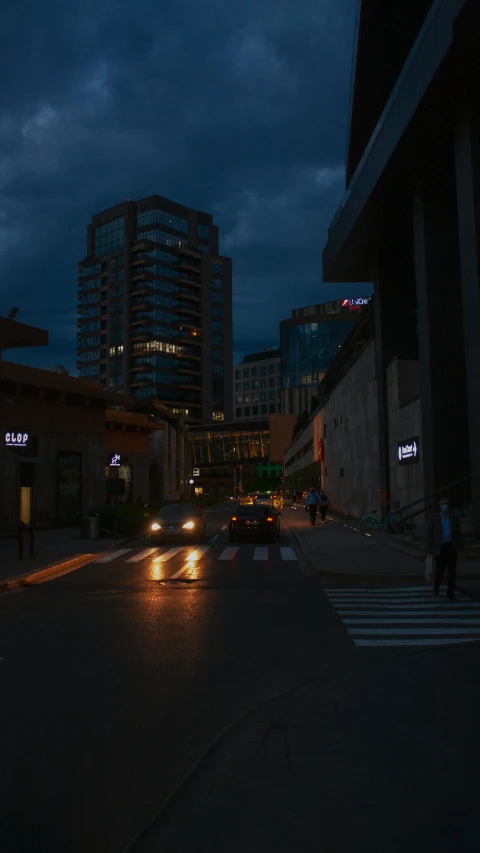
[323,0,480,534]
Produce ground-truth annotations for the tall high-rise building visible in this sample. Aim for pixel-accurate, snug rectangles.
[233,348,281,422]
[77,195,233,425]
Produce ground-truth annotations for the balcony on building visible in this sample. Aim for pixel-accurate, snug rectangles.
[172,245,201,261]
[132,238,154,252]
[131,270,154,283]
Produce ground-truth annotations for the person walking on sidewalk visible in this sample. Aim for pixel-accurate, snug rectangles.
[305,487,320,525]
[426,496,462,600]
[317,489,329,524]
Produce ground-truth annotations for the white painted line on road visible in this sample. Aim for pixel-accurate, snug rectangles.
[170,546,211,579]
[344,618,480,625]
[349,627,480,636]
[126,548,158,563]
[339,609,480,617]
[221,525,228,531]
[354,638,480,647]
[326,587,431,593]
[95,549,133,563]
[326,595,471,603]
[280,547,298,561]
[156,547,185,562]
[325,590,441,597]
[219,547,238,560]
[337,603,478,610]
[254,547,268,561]
[211,535,219,542]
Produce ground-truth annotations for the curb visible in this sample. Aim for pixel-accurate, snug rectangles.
[0,533,141,593]
[282,512,480,582]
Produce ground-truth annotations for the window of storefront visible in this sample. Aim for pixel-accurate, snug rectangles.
[57,452,82,525]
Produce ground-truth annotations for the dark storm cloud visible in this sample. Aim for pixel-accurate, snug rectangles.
[0,0,370,370]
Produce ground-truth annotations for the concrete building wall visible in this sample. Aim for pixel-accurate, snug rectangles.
[321,341,380,519]
[387,358,424,524]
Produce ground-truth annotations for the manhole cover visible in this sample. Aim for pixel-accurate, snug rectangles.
[84,589,122,596]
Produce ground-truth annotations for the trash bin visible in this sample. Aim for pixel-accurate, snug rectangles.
[81,515,100,539]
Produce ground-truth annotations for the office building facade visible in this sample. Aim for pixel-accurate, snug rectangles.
[323,0,480,532]
[77,195,233,425]
[280,299,369,415]
[233,348,281,422]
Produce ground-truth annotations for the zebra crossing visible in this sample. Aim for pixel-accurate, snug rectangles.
[93,543,300,567]
[324,586,480,647]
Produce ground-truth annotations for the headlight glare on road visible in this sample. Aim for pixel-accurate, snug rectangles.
[182,520,195,529]
[151,522,161,531]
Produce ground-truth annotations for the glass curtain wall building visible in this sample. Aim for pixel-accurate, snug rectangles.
[280,299,370,415]
[77,195,233,425]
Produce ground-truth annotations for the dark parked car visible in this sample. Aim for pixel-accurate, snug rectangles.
[229,505,280,543]
[150,503,206,544]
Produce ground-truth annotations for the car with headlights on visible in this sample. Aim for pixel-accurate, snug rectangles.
[150,503,206,544]
[229,505,280,543]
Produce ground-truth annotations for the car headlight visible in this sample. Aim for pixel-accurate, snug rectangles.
[182,520,195,529]
[151,522,161,531]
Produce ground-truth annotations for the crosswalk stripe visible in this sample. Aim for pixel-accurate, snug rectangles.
[344,618,480,625]
[326,587,429,593]
[156,547,185,562]
[280,547,298,561]
[350,627,480,636]
[326,595,469,603]
[219,547,238,560]
[354,638,480,647]
[170,546,211,579]
[253,547,268,561]
[339,609,480,616]
[126,548,158,563]
[95,549,133,563]
[337,603,477,610]
[326,585,480,647]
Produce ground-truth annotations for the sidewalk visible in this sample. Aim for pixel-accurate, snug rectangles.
[0,527,134,590]
[129,641,480,853]
[282,506,480,584]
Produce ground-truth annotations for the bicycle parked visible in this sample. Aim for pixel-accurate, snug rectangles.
[358,501,415,536]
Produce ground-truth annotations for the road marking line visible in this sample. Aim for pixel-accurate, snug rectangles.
[219,547,238,560]
[349,627,480,635]
[156,547,185,561]
[280,547,298,561]
[326,595,471,603]
[95,549,133,563]
[221,525,228,531]
[338,609,480,617]
[344,618,480,625]
[326,586,432,593]
[337,603,478,610]
[126,548,158,563]
[170,545,211,579]
[253,547,268,561]
[354,638,480,647]
[211,535,219,542]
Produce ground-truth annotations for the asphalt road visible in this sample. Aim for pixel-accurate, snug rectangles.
[0,503,352,853]
[1,502,480,853]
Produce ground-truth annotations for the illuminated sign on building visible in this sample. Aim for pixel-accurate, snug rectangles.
[398,438,420,464]
[5,432,29,448]
[193,468,200,477]
[109,452,121,467]
[342,297,371,309]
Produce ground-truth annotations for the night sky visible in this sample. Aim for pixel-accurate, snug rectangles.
[0,0,372,372]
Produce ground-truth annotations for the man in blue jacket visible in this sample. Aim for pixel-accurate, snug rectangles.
[305,487,320,525]
[426,496,462,600]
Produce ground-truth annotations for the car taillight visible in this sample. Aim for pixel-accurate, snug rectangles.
[231,516,237,521]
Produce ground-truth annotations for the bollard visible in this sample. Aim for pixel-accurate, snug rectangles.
[29,522,36,558]
[18,524,24,561]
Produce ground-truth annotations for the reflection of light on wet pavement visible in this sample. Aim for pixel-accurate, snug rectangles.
[151,560,169,581]
[171,546,210,579]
